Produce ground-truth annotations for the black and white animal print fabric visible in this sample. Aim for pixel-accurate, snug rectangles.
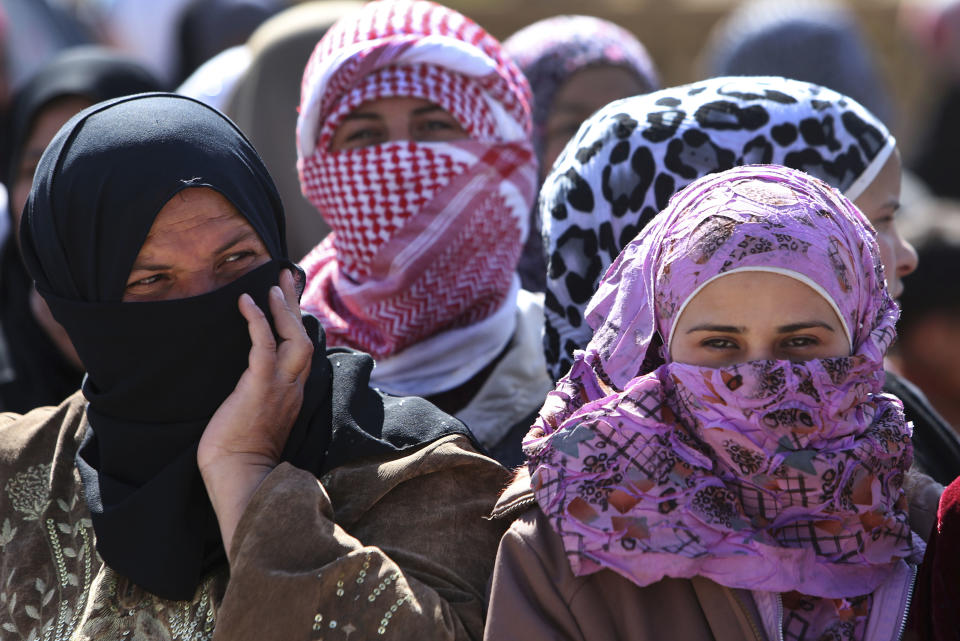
[541,76,894,380]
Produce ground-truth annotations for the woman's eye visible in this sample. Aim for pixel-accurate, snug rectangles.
[223,251,254,265]
[346,128,378,140]
[340,127,385,148]
[126,274,164,289]
[415,117,465,140]
[702,337,737,350]
[872,216,894,230]
[422,119,454,131]
[784,336,819,348]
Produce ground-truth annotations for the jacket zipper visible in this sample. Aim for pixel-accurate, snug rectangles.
[776,593,784,641]
[731,590,766,641]
[895,564,918,641]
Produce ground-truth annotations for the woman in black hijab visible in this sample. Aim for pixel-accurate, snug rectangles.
[0,92,508,640]
[0,46,163,412]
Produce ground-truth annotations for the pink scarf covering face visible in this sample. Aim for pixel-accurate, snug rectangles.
[296,0,536,360]
[526,165,921,640]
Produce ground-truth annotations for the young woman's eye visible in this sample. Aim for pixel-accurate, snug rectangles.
[701,337,738,350]
[415,117,466,140]
[783,335,819,349]
[346,128,381,142]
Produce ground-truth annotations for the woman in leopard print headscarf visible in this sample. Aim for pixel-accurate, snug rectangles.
[541,76,913,382]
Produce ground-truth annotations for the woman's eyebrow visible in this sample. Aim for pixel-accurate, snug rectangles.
[777,321,835,333]
[214,228,259,255]
[686,324,745,334]
[342,111,381,121]
[412,104,446,116]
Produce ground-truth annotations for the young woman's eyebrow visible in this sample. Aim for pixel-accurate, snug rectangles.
[776,321,835,333]
[686,324,745,334]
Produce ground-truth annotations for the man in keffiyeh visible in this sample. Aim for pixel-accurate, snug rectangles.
[485,165,929,641]
[296,0,551,466]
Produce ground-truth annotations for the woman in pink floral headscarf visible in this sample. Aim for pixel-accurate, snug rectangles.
[296,0,552,466]
[484,164,929,641]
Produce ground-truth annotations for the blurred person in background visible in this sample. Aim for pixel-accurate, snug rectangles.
[295,0,552,467]
[175,0,280,86]
[225,1,362,262]
[700,0,894,128]
[911,475,960,641]
[0,0,93,90]
[900,0,960,200]
[85,0,192,85]
[539,76,960,486]
[176,45,252,113]
[0,46,162,413]
[503,15,659,293]
[891,206,960,439]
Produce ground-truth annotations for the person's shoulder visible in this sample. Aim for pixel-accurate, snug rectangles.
[0,390,87,456]
[321,433,511,516]
[365,432,508,484]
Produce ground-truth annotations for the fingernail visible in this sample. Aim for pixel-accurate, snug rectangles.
[271,285,283,298]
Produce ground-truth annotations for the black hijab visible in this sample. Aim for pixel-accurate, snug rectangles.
[0,46,163,413]
[20,93,473,600]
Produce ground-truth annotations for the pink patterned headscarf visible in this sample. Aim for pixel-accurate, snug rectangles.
[526,165,921,641]
[296,0,537,360]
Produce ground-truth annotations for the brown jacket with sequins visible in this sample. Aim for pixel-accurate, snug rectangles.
[0,391,511,641]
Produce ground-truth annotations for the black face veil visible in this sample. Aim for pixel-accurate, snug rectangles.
[19,93,471,600]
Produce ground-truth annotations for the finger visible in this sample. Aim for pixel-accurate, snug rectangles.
[238,293,278,378]
[279,268,302,316]
[268,286,313,380]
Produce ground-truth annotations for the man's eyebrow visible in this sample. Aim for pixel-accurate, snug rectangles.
[776,321,835,333]
[342,111,381,121]
[685,324,745,334]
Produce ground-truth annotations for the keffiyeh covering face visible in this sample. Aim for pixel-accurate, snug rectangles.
[543,76,895,380]
[527,165,920,641]
[297,0,537,371]
[503,14,659,165]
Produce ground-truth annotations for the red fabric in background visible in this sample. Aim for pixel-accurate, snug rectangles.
[912,475,960,641]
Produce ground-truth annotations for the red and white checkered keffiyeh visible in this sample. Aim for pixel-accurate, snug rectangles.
[296,0,537,362]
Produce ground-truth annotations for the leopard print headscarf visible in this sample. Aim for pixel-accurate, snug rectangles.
[542,76,894,380]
